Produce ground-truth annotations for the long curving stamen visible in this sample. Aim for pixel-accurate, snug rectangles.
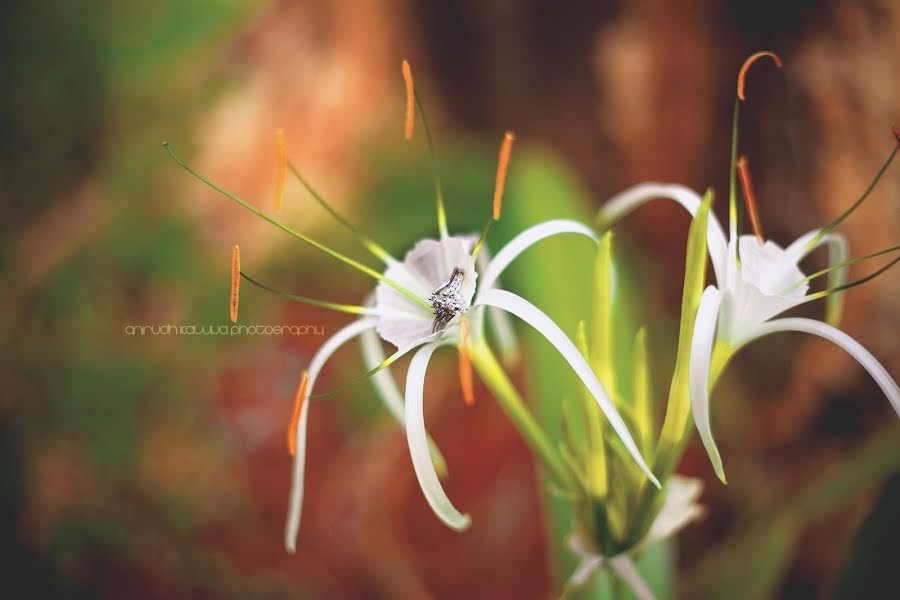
[240,272,376,315]
[402,59,415,140]
[805,135,899,250]
[472,131,516,258]
[230,244,241,323]
[781,243,900,294]
[288,371,309,456]
[409,83,449,238]
[736,156,765,240]
[164,143,431,311]
[803,253,900,302]
[737,51,783,101]
[274,129,286,213]
[286,160,395,264]
[458,316,475,406]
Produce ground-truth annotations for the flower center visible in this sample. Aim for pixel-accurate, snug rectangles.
[430,267,467,333]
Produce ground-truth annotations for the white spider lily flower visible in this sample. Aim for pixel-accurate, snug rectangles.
[599,51,900,482]
[167,60,659,555]
[567,476,705,598]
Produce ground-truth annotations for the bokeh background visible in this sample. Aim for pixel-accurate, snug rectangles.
[2,0,899,598]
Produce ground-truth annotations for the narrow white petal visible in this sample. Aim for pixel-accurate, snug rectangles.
[689,286,727,481]
[475,219,598,300]
[644,475,705,547]
[285,317,377,553]
[785,229,849,325]
[405,343,472,531]
[608,555,657,600]
[599,183,728,285]
[359,327,405,422]
[475,245,519,362]
[477,289,660,488]
[746,318,900,417]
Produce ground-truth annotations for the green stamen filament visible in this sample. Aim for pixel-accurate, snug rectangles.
[164,143,431,311]
[240,272,376,315]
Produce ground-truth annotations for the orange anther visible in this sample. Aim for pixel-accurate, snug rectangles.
[458,317,475,406]
[288,371,309,456]
[402,60,415,140]
[230,245,240,323]
[737,51,783,101]
[493,131,515,220]
[736,156,765,240]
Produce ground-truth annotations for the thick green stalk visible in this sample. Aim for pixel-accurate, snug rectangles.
[470,340,574,490]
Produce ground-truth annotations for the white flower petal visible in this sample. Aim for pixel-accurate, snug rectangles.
[689,286,727,481]
[745,318,900,417]
[598,183,728,286]
[475,219,598,300]
[376,236,477,348]
[476,288,660,488]
[285,317,377,553]
[785,229,849,325]
[405,342,471,530]
[476,244,519,362]
[644,475,705,547]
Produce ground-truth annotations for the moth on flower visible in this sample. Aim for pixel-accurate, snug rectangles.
[165,60,660,554]
[598,52,900,482]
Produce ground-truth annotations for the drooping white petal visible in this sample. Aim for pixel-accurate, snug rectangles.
[644,475,705,548]
[598,183,728,286]
[405,342,472,530]
[476,288,660,488]
[376,236,477,348]
[785,229,849,325]
[359,327,405,423]
[475,244,519,362]
[285,317,377,553]
[608,555,657,600]
[689,286,727,481]
[475,219,598,300]
[745,318,900,417]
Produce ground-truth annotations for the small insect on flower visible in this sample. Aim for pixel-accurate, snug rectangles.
[166,59,659,554]
[597,51,900,483]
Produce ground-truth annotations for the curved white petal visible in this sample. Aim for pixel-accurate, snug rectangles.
[475,244,519,362]
[785,229,849,325]
[475,219,598,300]
[644,475,705,548]
[598,183,728,286]
[359,327,449,477]
[285,317,377,553]
[689,286,728,481]
[476,289,660,488]
[405,342,471,531]
[745,318,900,417]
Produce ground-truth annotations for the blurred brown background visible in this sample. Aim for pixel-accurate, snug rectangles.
[2,0,898,598]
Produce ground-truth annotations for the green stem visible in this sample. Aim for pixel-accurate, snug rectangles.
[470,341,575,490]
[624,341,735,547]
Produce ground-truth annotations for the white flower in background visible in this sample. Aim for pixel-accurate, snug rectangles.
[167,60,660,554]
[567,476,705,600]
[598,52,900,482]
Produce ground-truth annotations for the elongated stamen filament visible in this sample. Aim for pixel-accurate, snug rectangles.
[805,254,900,301]
[473,131,516,257]
[402,59,415,140]
[458,316,475,406]
[164,143,431,311]
[736,156,764,240]
[240,272,376,315]
[274,129,286,213]
[781,243,900,294]
[737,51,782,101]
[288,371,309,456]
[411,87,449,238]
[230,245,240,323]
[286,160,394,264]
[805,135,899,250]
